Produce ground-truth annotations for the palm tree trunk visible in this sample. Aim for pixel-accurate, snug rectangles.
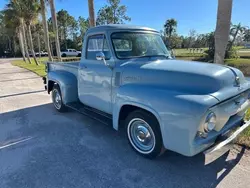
[40,0,53,61]
[169,33,172,48]
[88,0,96,27]
[214,0,233,64]
[18,28,26,62]
[27,24,39,65]
[50,41,54,57]
[49,0,62,61]
[20,18,32,64]
[37,34,41,59]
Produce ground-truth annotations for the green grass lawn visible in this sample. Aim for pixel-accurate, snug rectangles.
[12,59,46,77]
[174,47,250,58]
[11,57,81,77]
[237,109,250,147]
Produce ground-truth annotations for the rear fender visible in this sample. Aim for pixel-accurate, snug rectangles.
[48,71,78,103]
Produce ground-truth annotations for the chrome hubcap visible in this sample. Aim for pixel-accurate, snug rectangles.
[52,89,62,109]
[128,118,155,154]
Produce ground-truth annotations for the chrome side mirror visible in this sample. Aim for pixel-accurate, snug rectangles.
[96,52,105,61]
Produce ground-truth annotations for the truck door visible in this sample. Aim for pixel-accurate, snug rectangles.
[78,34,113,114]
[68,49,73,56]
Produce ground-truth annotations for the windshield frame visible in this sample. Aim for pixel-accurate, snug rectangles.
[110,31,170,60]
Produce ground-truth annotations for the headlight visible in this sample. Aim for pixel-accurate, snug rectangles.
[204,112,216,133]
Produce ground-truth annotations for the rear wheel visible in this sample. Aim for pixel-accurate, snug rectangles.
[51,84,67,112]
[125,110,163,159]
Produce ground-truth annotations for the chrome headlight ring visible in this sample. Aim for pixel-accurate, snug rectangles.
[204,112,216,133]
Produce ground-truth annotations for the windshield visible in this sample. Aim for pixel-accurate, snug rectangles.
[111,32,171,59]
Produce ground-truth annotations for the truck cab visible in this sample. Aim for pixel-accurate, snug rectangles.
[44,25,250,159]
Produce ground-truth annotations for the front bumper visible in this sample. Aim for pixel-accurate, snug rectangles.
[204,120,250,155]
[186,97,250,157]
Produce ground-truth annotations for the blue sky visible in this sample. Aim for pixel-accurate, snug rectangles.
[1,0,250,36]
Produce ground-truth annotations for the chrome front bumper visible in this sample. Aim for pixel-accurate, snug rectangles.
[204,120,250,155]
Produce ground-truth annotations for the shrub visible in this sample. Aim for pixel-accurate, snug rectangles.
[204,48,239,61]
[225,48,239,59]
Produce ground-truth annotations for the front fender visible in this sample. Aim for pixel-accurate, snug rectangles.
[113,84,218,155]
[48,71,78,104]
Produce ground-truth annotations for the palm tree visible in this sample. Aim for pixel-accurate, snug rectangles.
[2,7,26,62]
[244,29,250,42]
[48,0,62,61]
[164,19,177,48]
[5,0,32,64]
[40,0,53,61]
[23,0,40,65]
[88,0,96,27]
[228,23,246,50]
[34,22,43,59]
[214,0,233,64]
[18,28,26,62]
[20,17,32,64]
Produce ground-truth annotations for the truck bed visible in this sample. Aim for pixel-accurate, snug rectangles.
[47,61,79,77]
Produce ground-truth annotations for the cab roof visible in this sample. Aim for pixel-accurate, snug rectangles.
[86,24,158,33]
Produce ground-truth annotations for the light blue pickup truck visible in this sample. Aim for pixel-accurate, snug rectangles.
[43,25,250,159]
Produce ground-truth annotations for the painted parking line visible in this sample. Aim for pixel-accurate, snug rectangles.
[0,136,34,150]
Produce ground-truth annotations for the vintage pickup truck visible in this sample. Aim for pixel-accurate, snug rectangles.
[43,25,250,159]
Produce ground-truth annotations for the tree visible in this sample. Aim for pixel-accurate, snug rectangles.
[244,29,250,42]
[56,9,78,49]
[1,8,25,60]
[23,0,40,65]
[40,0,53,61]
[96,0,131,25]
[187,29,197,48]
[163,19,177,48]
[78,16,89,39]
[49,0,61,61]
[33,22,43,59]
[214,0,233,64]
[168,34,183,48]
[5,0,32,64]
[88,0,96,27]
[228,23,246,50]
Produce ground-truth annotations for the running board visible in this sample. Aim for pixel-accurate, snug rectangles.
[65,102,112,125]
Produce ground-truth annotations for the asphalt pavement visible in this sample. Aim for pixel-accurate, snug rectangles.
[0,58,250,188]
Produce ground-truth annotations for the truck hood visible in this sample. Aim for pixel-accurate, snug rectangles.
[121,59,250,101]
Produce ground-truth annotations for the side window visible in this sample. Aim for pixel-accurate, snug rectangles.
[86,35,110,60]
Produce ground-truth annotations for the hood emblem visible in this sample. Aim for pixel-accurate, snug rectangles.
[235,76,240,86]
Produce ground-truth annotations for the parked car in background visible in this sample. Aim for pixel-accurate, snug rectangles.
[60,49,81,57]
[35,51,48,57]
[43,25,250,159]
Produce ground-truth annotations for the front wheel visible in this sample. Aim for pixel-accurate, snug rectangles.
[125,110,163,159]
[51,84,67,112]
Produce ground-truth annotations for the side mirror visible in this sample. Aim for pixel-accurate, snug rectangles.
[96,52,105,61]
